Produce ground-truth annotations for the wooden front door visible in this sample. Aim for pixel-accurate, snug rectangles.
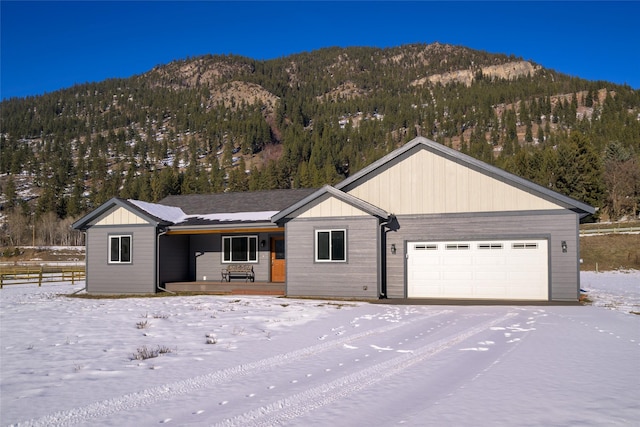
[270,237,286,282]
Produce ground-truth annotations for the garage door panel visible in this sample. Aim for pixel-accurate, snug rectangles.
[407,239,548,300]
[411,271,441,281]
[475,286,508,298]
[443,271,473,280]
[412,284,443,295]
[445,283,474,296]
[443,257,473,266]
[475,271,508,280]
[474,257,507,266]
[510,271,546,282]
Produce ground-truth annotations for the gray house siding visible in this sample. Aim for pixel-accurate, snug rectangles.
[159,234,190,284]
[190,232,282,282]
[384,210,580,301]
[85,225,157,294]
[285,217,380,298]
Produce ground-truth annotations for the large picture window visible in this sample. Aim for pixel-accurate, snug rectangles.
[223,236,258,263]
[315,229,346,262]
[109,235,132,264]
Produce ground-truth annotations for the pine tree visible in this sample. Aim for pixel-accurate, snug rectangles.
[3,175,17,209]
[209,159,225,193]
[227,158,249,192]
[537,125,545,146]
[585,89,594,108]
[554,132,604,207]
[66,180,86,217]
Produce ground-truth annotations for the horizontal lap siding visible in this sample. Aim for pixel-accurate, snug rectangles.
[548,214,581,301]
[286,217,379,298]
[191,232,278,282]
[190,234,218,281]
[385,211,579,301]
[86,225,157,294]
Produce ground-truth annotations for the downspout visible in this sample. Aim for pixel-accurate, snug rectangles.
[156,229,175,294]
[378,215,395,299]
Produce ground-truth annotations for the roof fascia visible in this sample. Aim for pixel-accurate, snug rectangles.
[272,185,390,222]
[166,223,282,235]
[421,138,595,215]
[72,198,164,231]
[334,138,423,192]
[324,186,390,218]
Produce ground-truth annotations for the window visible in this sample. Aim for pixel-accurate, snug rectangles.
[316,229,346,262]
[223,236,258,263]
[414,244,438,250]
[513,243,538,249]
[274,238,285,260]
[109,235,131,264]
[478,243,503,250]
[445,243,470,250]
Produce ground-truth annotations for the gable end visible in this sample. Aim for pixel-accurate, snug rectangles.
[336,137,594,216]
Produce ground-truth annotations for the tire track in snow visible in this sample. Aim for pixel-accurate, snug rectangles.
[15,309,450,427]
[213,311,517,427]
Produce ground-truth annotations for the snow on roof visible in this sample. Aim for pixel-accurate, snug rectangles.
[190,211,280,223]
[128,199,187,223]
[128,199,277,224]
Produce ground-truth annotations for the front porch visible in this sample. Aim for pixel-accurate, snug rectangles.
[164,281,286,296]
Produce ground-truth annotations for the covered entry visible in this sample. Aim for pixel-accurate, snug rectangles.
[407,239,549,300]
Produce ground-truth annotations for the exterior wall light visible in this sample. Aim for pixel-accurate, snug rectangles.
[561,240,567,253]
[260,239,266,248]
[391,244,397,254]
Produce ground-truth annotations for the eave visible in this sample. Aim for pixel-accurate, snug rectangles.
[272,185,391,223]
[165,222,283,235]
[72,197,168,231]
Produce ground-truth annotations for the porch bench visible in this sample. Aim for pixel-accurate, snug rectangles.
[221,264,255,282]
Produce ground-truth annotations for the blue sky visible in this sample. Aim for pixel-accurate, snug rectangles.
[1,1,638,100]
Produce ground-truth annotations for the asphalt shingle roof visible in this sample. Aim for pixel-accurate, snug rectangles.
[158,188,317,215]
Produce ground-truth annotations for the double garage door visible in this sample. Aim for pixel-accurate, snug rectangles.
[407,239,549,300]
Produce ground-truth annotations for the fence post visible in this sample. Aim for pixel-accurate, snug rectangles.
[38,267,43,287]
[71,270,75,285]
[0,273,3,289]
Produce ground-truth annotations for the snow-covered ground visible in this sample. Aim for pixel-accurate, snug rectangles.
[581,270,640,314]
[1,272,638,427]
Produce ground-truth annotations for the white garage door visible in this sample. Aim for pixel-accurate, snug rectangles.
[407,239,548,300]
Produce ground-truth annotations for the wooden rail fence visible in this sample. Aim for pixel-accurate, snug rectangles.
[0,266,85,288]
[579,226,640,236]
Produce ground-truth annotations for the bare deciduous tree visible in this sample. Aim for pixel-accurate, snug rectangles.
[603,143,640,220]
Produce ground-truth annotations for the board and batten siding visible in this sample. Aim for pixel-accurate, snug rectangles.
[296,196,368,218]
[345,146,562,215]
[285,217,379,298]
[91,206,149,226]
[384,210,580,301]
[86,225,157,294]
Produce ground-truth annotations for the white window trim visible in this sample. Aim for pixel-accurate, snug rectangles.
[108,234,132,264]
[222,235,258,263]
[315,229,347,263]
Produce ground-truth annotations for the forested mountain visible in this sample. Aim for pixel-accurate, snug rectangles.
[1,43,639,246]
